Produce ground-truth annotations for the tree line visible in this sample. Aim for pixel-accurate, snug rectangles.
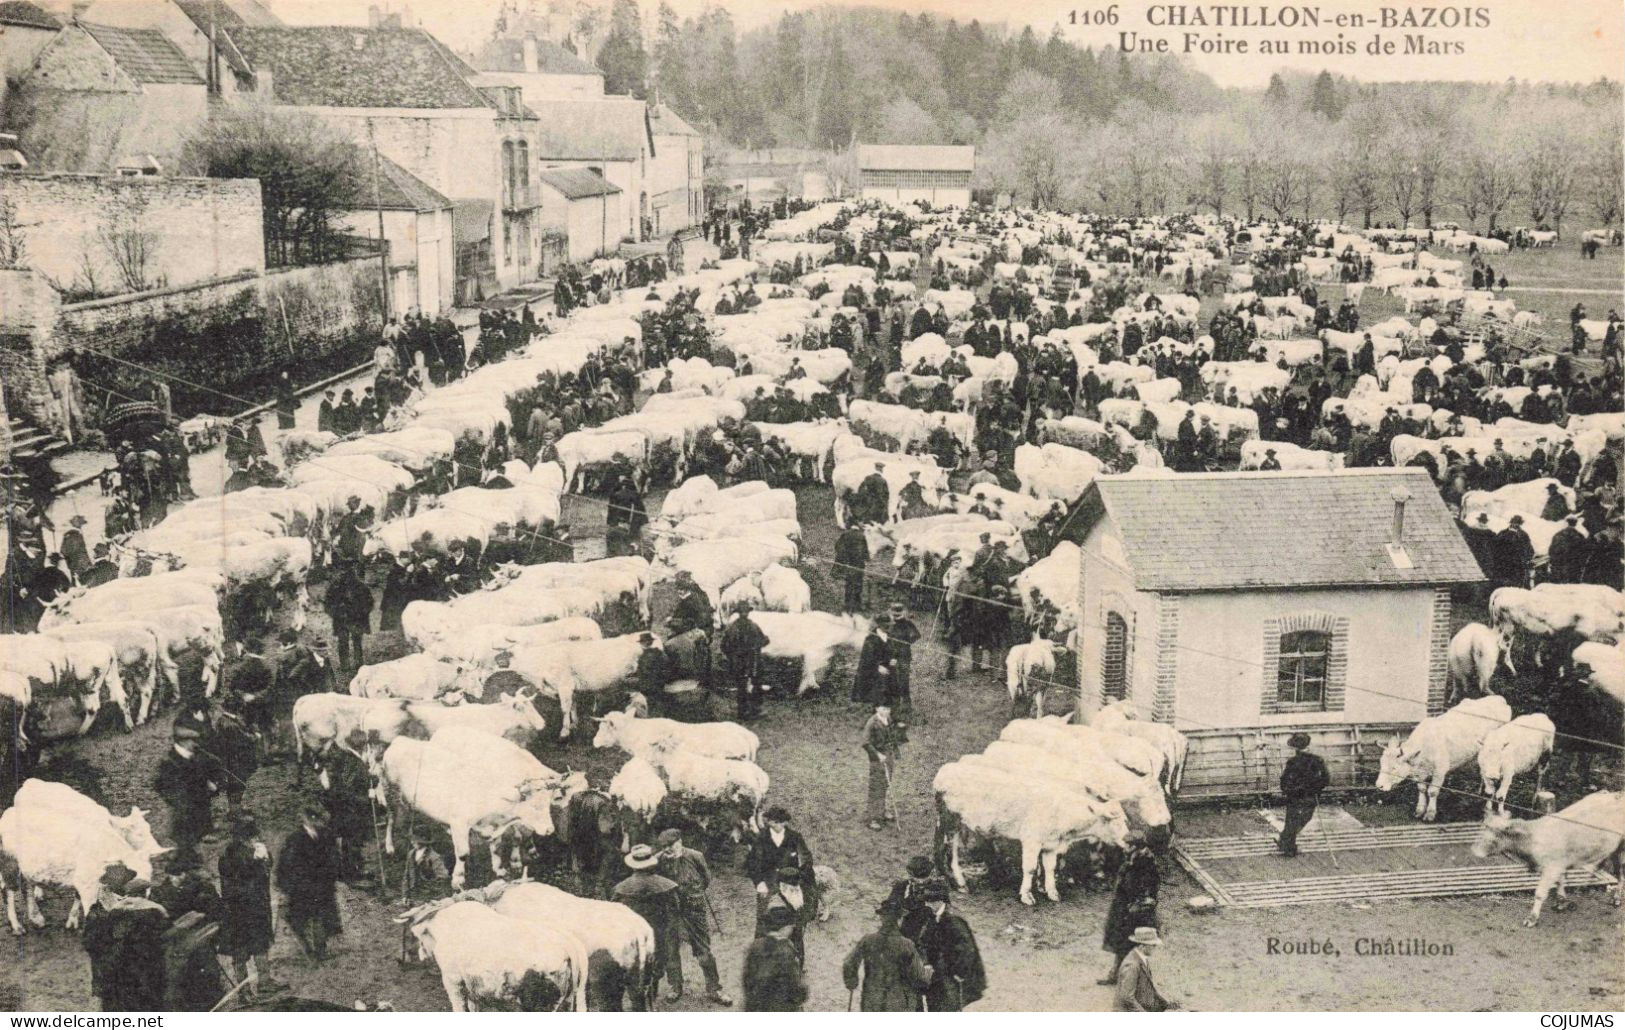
[546,0,1621,231]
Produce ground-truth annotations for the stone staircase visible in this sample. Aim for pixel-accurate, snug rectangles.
[5,413,68,461]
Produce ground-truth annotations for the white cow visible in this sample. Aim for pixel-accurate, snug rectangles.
[1091,699,1190,793]
[1476,713,1555,815]
[1471,791,1625,926]
[350,654,481,701]
[591,709,759,762]
[488,880,656,1011]
[747,611,872,694]
[406,900,590,1011]
[1376,695,1514,820]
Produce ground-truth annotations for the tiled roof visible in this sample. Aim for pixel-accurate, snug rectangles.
[0,1,59,29]
[1071,468,1484,592]
[172,0,255,77]
[471,36,602,76]
[231,27,490,109]
[529,97,649,160]
[363,154,452,212]
[649,102,697,138]
[537,166,620,200]
[81,23,204,84]
[856,144,975,172]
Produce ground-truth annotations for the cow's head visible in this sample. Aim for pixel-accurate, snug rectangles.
[113,807,164,859]
[1093,800,1132,852]
[591,710,629,750]
[1374,736,1416,792]
[1470,813,1523,861]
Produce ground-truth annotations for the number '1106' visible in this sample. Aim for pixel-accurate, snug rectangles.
[1069,6,1119,25]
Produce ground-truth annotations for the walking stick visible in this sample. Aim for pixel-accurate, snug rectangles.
[703,890,726,940]
[880,755,902,831]
[1317,808,1341,869]
[848,988,856,1012]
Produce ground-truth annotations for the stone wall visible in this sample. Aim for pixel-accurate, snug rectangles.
[0,268,59,428]
[4,256,385,428]
[2,172,263,300]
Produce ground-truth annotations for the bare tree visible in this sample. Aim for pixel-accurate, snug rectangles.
[1585,125,1624,228]
[0,194,26,268]
[97,201,157,293]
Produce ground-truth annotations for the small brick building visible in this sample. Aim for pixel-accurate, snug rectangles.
[1065,468,1484,796]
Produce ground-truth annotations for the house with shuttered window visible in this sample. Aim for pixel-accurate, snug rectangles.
[1064,468,1484,796]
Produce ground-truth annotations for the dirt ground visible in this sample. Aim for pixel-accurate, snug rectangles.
[5,480,1622,1013]
[6,241,1623,1012]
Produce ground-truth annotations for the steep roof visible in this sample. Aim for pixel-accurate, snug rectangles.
[0,1,59,28]
[649,102,697,138]
[80,22,204,84]
[231,26,490,109]
[528,97,650,161]
[471,36,602,77]
[537,166,619,200]
[362,154,452,212]
[1069,468,1484,592]
[172,0,255,77]
[856,144,975,172]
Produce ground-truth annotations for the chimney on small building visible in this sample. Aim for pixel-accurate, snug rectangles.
[522,34,538,73]
[1385,486,1414,569]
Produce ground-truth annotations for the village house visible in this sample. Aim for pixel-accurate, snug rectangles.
[535,166,620,263]
[468,34,604,107]
[647,101,702,234]
[77,0,278,97]
[528,96,652,244]
[0,1,61,109]
[10,20,208,174]
[856,143,974,208]
[228,25,523,300]
[334,153,454,317]
[1066,468,1484,796]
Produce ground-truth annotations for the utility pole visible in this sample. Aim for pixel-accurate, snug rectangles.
[367,118,391,323]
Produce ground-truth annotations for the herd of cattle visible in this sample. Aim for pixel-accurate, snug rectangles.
[1,198,1623,1007]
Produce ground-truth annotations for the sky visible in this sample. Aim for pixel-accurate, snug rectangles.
[269,0,1625,90]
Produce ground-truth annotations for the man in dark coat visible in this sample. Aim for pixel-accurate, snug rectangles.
[917,882,986,1011]
[217,814,278,997]
[154,724,220,867]
[1461,512,1498,577]
[886,602,921,717]
[1492,514,1535,589]
[720,604,770,721]
[1277,732,1330,857]
[852,619,895,705]
[276,803,343,963]
[1100,841,1160,982]
[323,562,374,671]
[885,856,938,944]
[656,828,732,1006]
[746,807,816,904]
[1548,516,1587,583]
[59,513,91,583]
[82,866,170,1011]
[843,900,933,1011]
[667,573,714,636]
[742,906,807,1011]
[612,845,681,1009]
[834,524,870,614]
[853,463,891,526]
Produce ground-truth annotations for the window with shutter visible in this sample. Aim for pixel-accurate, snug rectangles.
[1103,611,1130,700]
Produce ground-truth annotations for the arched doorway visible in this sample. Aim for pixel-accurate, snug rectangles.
[1102,611,1130,701]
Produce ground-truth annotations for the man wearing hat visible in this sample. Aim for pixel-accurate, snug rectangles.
[59,513,91,583]
[842,899,934,1011]
[853,462,890,527]
[886,602,921,718]
[1277,732,1330,858]
[746,807,816,908]
[852,616,895,706]
[217,815,278,997]
[81,541,120,588]
[82,864,171,1011]
[656,828,732,1006]
[276,803,343,963]
[1491,513,1535,589]
[834,522,871,614]
[323,559,375,672]
[613,845,681,1008]
[1259,448,1282,471]
[1114,926,1173,1011]
[917,881,986,1012]
[1548,515,1587,584]
[274,628,328,758]
[861,703,904,831]
[885,857,939,944]
[154,722,221,867]
[755,864,811,964]
[719,602,770,721]
[742,905,806,1011]
[897,469,931,521]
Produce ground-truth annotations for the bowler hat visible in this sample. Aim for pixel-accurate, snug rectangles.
[1287,732,1311,750]
[906,855,934,878]
[624,845,659,870]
